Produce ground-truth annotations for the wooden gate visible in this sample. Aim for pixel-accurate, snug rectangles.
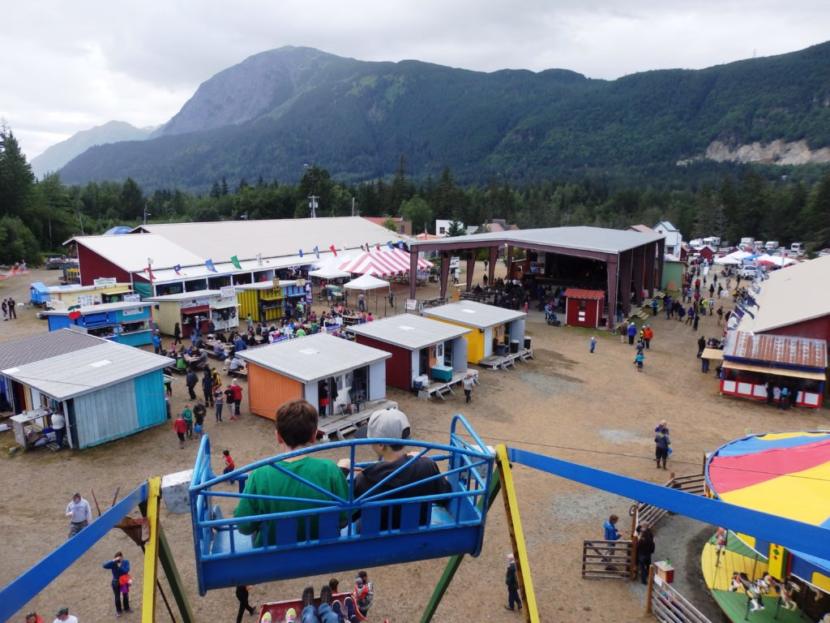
[581,539,633,579]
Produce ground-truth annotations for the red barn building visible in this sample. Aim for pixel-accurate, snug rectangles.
[564,289,605,328]
[349,314,470,391]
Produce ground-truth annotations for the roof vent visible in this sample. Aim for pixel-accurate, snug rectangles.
[299,348,318,356]
[461,309,476,314]
[89,359,112,368]
[398,325,415,331]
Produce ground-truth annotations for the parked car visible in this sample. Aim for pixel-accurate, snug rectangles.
[738,266,760,279]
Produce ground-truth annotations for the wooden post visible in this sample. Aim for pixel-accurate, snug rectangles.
[645,563,655,614]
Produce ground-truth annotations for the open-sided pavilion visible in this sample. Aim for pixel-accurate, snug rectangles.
[408,226,664,329]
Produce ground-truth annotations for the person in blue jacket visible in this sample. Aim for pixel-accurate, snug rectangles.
[102,551,131,616]
[627,322,637,345]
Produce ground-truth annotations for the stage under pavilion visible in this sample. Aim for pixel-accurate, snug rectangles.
[408,226,665,329]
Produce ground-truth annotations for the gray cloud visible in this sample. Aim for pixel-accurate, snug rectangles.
[2,0,828,159]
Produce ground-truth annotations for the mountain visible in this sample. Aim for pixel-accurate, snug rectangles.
[59,43,830,190]
[32,120,153,178]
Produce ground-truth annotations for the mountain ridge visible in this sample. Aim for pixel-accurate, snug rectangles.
[32,120,152,178]
[59,42,830,190]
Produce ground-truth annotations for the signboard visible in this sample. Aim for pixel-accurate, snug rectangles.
[181,297,210,309]
[77,295,97,307]
[220,285,236,299]
[121,307,145,317]
[122,293,141,303]
[93,277,117,288]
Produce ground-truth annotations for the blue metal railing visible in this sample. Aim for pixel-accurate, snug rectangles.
[190,414,494,566]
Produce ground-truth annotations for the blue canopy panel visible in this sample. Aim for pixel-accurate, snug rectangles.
[189,415,494,595]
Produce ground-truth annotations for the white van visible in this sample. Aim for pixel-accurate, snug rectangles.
[790,242,804,255]
[765,241,779,251]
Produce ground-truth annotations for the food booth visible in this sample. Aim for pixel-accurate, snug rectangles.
[147,288,239,338]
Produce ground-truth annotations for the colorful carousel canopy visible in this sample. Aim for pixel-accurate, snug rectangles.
[706,432,830,586]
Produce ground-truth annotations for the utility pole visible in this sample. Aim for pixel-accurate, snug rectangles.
[143,203,151,226]
[351,197,358,217]
[308,195,319,218]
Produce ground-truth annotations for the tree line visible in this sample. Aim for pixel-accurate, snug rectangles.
[2,125,829,265]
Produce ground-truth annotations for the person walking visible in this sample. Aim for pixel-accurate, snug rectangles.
[655,427,671,469]
[1,298,7,321]
[602,514,621,567]
[201,370,214,406]
[462,373,475,403]
[504,553,522,612]
[185,368,198,400]
[642,325,653,350]
[222,449,236,474]
[634,351,644,372]
[181,405,193,439]
[151,332,161,355]
[229,380,243,418]
[235,585,256,623]
[193,402,206,438]
[214,385,225,422]
[173,322,182,346]
[102,552,131,616]
[697,335,706,358]
[636,523,656,584]
[8,297,16,319]
[589,336,597,354]
[65,493,92,538]
[173,412,187,448]
[626,322,637,345]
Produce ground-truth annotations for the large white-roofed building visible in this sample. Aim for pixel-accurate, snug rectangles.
[69,216,410,298]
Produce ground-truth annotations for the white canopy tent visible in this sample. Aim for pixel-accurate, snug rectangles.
[309,265,351,280]
[715,250,753,266]
[344,274,391,291]
[344,273,391,314]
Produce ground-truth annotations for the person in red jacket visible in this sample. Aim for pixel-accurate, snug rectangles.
[173,413,187,448]
[229,380,243,419]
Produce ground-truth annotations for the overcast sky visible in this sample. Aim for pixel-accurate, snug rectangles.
[3,0,828,159]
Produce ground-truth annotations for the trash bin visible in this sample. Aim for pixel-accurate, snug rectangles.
[524,337,532,350]
[510,340,519,354]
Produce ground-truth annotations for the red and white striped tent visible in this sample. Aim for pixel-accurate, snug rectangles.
[339,248,431,277]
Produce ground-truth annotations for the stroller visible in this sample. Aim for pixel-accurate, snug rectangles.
[545,309,561,327]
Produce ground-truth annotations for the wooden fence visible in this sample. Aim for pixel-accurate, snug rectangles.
[581,539,633,579]
[646,565,712,623]
[633,472,706,532]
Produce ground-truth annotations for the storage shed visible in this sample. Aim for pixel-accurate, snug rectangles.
[422,301,527,364]
[0,330,173,449]
[349,314,470,390]
[238,333,391,419]
[564,289,605,328]
[146,288,239,338]
[43,301,154,346]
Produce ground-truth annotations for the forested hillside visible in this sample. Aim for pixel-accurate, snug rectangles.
[58,43,830,191]
[3,125,830,267]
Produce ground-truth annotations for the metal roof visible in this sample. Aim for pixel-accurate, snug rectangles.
[71,233,203,273]
[237,333,391,383]
[736,256,830,334]
[136,217,408,265]
[42,301,152,316]
[422,301,526,329]
[145,289,228,302]
[0,329,103,370]
[349,314,470,350]
[724,331,827,370]
[409,226,663,254]
[1,341,173,400]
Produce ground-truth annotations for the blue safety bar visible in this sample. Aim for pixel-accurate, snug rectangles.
[190,414,494,594]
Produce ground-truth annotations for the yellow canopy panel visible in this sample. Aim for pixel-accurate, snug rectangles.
[702,348,724,360]
[723,361,826,381]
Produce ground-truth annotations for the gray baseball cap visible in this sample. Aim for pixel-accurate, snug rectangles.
[356,407,411,440]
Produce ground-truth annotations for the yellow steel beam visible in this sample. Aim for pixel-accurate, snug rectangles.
[141,477,161,623]
[496,444,539,623]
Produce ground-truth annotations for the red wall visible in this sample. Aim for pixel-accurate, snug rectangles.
[77,243,131,286]
[566,298,601,328]
[764,315,830,344]
[354,335,412,390]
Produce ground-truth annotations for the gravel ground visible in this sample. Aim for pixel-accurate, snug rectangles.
[1,265,827,622]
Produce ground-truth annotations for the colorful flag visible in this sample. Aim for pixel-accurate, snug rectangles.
[397,241,407,251]
[314,246,320,259]
[205,259,217,273]
[230,255,242,270]
[375,243,381,251]
[386,241,394,250]
[299,249,304,258]
[173,264,182,275]
[329,244,337,257]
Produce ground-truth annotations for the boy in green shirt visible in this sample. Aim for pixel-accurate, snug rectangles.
[234,399,347,547]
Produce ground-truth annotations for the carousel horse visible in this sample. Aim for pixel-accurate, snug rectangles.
[729,572,765,612]
[760,574,800,611]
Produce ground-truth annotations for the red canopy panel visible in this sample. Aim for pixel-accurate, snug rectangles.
[564,288,605,300]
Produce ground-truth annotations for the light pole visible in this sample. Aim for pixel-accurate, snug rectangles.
[304,163,319,218]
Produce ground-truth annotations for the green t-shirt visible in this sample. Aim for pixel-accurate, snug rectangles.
[234,456,348,547]
[182,408,193,422]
